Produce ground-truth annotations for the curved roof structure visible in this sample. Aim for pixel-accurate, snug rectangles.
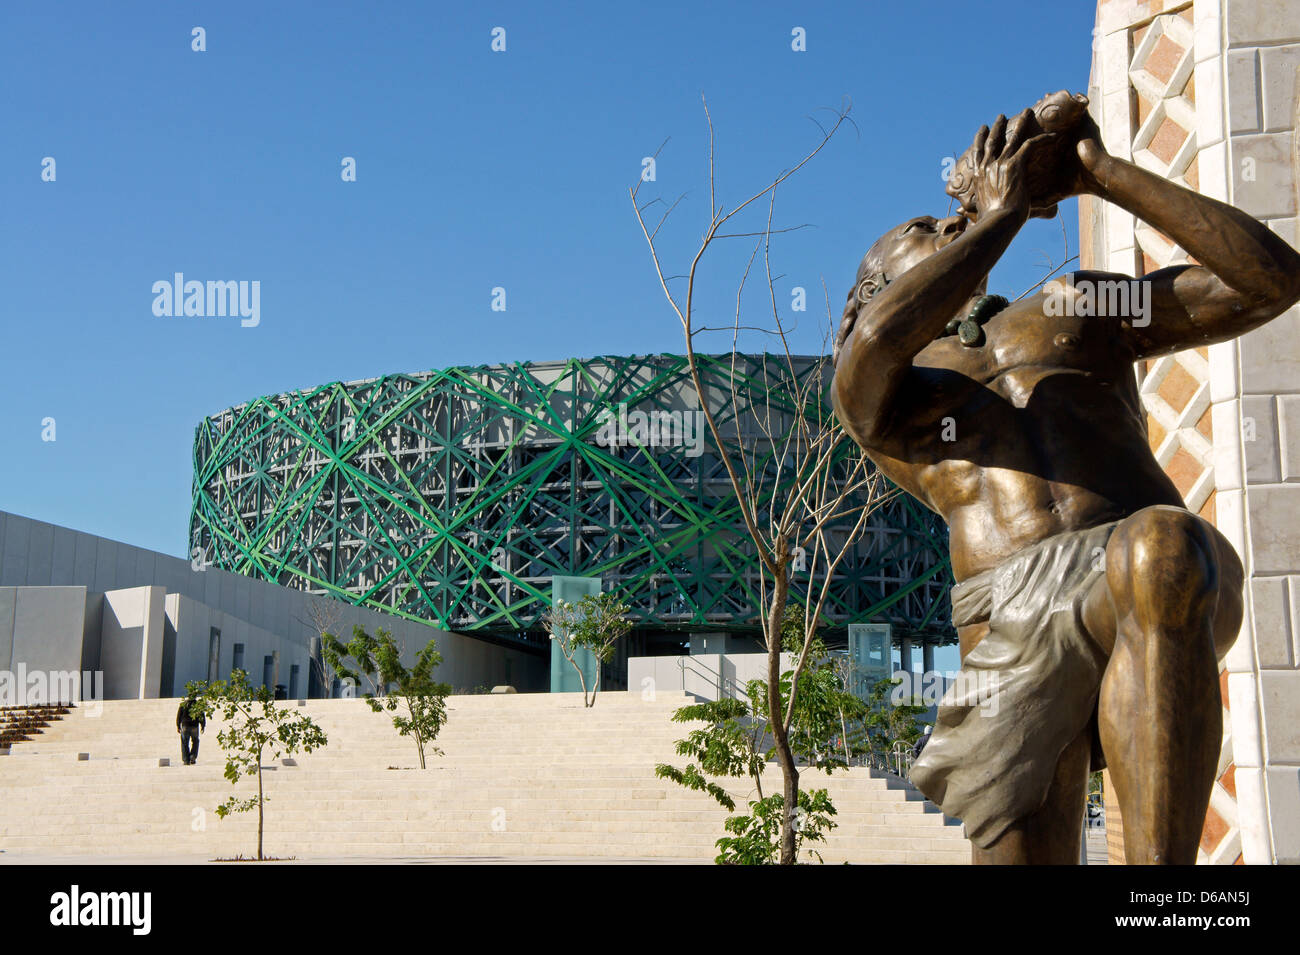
[190,354,955,646]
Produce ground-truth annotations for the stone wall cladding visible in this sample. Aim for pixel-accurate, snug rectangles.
[1087,0,1300,864]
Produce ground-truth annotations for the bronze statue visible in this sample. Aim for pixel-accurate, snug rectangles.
[832,90,1300,864]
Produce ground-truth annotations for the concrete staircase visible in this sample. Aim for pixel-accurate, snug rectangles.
[0,692,970,863]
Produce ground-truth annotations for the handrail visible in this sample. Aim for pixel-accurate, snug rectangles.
[675,656,749,701]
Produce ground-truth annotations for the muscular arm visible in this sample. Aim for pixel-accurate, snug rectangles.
[1081,146,1300,356]
[833,207,1024,445]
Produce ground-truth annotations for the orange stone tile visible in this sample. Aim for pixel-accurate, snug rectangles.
[1220,667,1231,708]
[1185,155,1199,191]
[1234,854,1244,865]
[1148,417,1168,449]
[1149,115,1189,164]
[1167,445,1204,497]
[1137,93,1154,126]
[1159,361,1201,409]
[1201,804,1229,852]
[1220,764,1237,799]
[1196,406,1213,439]
[1199,491,1216,523]
[1133,24,1150,49]
[1142,252,1161,276]
[1145,34,1185,84]
[1184,70,1196,105]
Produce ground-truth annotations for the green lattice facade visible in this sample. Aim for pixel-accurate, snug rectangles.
[189,355,954,646]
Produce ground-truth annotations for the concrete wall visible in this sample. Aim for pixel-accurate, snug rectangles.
[99,586,166,699]
[6,586,89,679]
[0,509,548,697]
[629,653,796,702]
[166,593,310,697]
[0,585,97,702]
[1208,0,1300,866]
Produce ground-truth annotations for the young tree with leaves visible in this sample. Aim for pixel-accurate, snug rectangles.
[322,626,451,768]
[860,676,927,771]
[654,690,768,811]
[185,670,328,861]
[545,592,631,707]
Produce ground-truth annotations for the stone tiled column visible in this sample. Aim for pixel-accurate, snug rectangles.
[1085,0,1300,864]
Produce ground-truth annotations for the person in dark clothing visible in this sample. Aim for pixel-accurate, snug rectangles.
[176,695,206,765]
[912,724,933,761]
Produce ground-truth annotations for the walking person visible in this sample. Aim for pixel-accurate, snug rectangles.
[176,694,205,765]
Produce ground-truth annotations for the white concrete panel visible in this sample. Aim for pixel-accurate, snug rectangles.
[1,516,31,587]
[51,526,76,585]
[11,586,89,682]
[24,520,53,587]
[0,587,15,673]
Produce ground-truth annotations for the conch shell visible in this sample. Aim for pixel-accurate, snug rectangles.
[945,90,1090,221]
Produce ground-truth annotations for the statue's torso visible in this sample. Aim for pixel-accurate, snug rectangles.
[861,294,1185,580]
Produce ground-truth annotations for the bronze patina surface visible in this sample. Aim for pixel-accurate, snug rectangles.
[832,91,1300,864]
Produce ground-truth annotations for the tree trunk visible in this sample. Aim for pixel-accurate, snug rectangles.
[257,759,265,862]
[765,572,798,865]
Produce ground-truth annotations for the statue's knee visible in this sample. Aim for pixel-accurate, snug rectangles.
[1107,507,1218,619]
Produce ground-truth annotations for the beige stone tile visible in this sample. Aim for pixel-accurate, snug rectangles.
[1238,305,1300,394]
[1290,573,1300,663]
[1261,44,1300,131]
[1198,138,1231,199]
[1213,398,1244,490]
[1228,48,1261,134]
[1279,394,1300,479]
[1260,669,1300,762]
[1195,57,1227,147]
[1228,672,1262,759]
[1250,576,1294,666]
[1242,395,1281,483]
[1265,766,1300,863]
[1225,0,1300,47]
[1234,764,1272,863]
[1196,0,1225,63]
[1246,484,1300,574]
[1269,216,1299,249]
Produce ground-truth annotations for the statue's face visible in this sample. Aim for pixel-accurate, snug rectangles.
[857,215,968,300]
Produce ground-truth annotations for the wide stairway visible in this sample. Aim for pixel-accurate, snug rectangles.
[0,692,970,863]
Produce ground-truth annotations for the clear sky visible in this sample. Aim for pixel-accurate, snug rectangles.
[1,0,1097,560]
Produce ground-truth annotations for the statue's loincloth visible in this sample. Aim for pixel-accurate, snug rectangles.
[909,520,1117,849]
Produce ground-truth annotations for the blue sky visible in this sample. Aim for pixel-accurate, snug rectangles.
[1,0,1097,559]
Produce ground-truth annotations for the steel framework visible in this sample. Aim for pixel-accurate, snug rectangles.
[190,355,955,645]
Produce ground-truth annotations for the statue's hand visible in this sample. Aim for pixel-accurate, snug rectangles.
[1074,110,1111,193]
[969,110,1051,219]
[948,91,1097,220]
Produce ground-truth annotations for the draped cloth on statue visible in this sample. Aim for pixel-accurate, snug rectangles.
[909,520,1117,849]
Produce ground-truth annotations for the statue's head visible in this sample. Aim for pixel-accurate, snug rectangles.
[853,213,970,302]
[835,213,979,364]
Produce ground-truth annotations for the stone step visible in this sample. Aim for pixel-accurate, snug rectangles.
[0,696,968,864]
